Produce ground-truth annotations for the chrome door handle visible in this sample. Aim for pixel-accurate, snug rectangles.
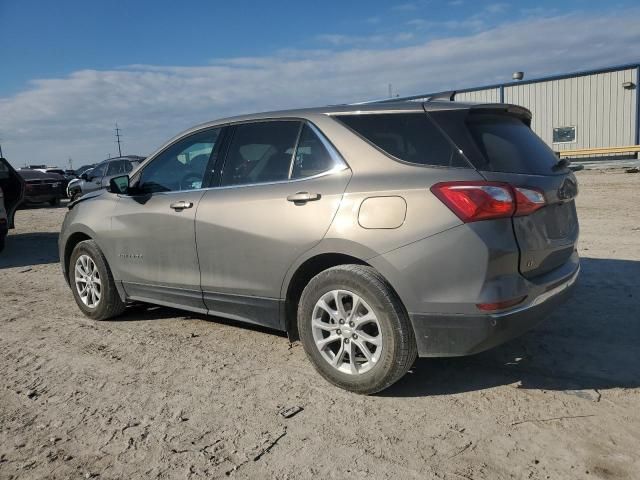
[286,192,321,203]
[170,201,193,210]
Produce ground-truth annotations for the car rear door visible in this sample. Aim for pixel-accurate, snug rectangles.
[0,158,25,229]
[430,106,579,278]
[110,127,222,312]
[195,120,351,329]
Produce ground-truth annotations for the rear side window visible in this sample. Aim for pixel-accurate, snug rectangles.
[336,113,468,168]
[291,124,343,179]
[221,121,301,186]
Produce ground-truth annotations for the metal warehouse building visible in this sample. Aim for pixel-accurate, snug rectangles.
[396,63,640,160]
[424,63,640,161]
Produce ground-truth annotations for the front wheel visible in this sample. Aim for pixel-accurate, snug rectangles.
[68,240,126,320]
[297,265,417,394]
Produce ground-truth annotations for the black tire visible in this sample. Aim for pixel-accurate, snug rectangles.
[68,240,126,320]
[0,234,5,253]
[297,264,417,394]
[49,197,60,207]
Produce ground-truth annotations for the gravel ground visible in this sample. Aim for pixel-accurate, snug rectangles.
[1,169,639,479]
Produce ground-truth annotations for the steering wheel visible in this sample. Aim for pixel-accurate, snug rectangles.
[179,172,202,190]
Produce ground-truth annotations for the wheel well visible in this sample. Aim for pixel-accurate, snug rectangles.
[284,253,368,341]
[63,232,92,281]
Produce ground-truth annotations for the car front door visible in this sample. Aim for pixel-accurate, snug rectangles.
[195,121,351,329]
[110,127,223,312]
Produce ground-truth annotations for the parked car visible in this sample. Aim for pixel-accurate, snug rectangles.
[24,167,75,197]
[18,169,66,206]
[60,101,580,394]
[0,158,25,252]
[67,157,142,201]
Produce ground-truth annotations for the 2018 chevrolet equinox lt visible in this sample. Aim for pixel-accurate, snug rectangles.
[59,101,579,394]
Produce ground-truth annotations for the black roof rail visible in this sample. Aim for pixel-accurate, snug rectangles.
[349,90,456,105]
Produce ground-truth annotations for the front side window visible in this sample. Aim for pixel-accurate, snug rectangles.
[291,124,343,179]
[89,163,107,179]
[336,113,467,168]
[124,161,138,173]
[106,160,126,176]
[221,121,301,186]
[138,128,220,193]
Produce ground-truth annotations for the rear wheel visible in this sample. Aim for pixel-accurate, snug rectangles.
[297,264,417,394]
[68,240,126,320]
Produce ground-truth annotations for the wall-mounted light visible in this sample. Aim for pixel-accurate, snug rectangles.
[512,71,524,81]
[622,81,636,90]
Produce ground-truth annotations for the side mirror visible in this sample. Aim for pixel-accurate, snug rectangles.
[109,175,129,194]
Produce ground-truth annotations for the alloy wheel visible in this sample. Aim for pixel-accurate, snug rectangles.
[311,289,383,375]
[74,254,102,308]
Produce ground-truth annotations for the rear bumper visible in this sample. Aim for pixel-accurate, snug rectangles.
[410,266,579,357]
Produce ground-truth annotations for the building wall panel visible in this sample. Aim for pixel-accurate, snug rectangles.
[497,68,637,151]
[455,88,501,103]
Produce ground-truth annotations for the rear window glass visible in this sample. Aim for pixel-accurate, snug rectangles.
[336,113,468,168]
[466,114,564,175]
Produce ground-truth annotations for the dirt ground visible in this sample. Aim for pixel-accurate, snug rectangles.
[1,169,639,479]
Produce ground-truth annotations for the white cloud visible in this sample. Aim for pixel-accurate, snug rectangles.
[1,11,639,167]
[485,3,509,14]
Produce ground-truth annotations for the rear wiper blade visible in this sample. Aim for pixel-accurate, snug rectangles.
[552,157,571,171]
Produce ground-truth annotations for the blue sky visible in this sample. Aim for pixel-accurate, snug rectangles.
[1,0,639,166]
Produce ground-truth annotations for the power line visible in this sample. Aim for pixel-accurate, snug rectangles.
[115,123,123,157]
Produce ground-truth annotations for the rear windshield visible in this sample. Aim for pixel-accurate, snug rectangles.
[467,114,563,174]
[430,110,565,175]
[335,113,468,168]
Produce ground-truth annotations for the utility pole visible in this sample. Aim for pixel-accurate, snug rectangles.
[68,157,73,170]
[0,143,3,158]
[388,83,393,98]
[115,123,123,157]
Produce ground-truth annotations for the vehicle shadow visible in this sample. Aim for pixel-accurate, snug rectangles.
[382,257,640,397]
[0,232,60,269]
[116,303,287,337]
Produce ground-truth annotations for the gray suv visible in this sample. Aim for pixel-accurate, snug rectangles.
[67,156,142,201]
[59,101,579,393]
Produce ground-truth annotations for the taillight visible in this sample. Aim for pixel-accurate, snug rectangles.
[431,182,514,222]
[431,182,546,222]
[513,187,546,216]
